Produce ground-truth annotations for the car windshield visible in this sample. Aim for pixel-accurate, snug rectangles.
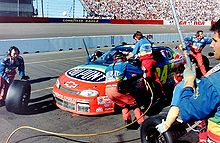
[93,45,134,65]
[95,50,117,65]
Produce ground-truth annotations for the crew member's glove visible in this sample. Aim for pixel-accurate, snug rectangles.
[155,119,168,134]
[21,75,30,80]
[5,78,10,84]
[183,63,196,88]
[177,44,183,50]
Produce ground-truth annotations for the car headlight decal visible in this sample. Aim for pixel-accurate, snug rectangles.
[56,79,60,88]
[80,90,99,97]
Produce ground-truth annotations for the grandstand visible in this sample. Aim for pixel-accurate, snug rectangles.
[0,0,219,21]
[82,0,220,21]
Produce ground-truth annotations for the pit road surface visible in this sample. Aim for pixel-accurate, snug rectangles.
[0,43,217,143]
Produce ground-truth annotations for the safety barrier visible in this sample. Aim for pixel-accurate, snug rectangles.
[0,33,212,56]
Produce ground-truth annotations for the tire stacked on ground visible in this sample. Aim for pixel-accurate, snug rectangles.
[5,80,31,114]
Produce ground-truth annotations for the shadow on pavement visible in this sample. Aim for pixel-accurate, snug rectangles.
[14,134,90,143]
[29,76,58,84]
[20,94,57,115]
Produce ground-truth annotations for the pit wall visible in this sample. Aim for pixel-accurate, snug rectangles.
[0,33,213,55]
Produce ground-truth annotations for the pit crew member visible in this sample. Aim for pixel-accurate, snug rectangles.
[184,30,212,75]
[0,46,29,105]
[85,50,104,63]
[127,31,164,98]
[105,52,144,127]
[156,19,220,143]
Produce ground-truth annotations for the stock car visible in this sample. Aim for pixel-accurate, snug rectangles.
[51,44,186,116]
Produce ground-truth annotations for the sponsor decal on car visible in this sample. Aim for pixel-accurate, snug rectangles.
[105,108,114,111]
[96,107,104,112]
[64,81,78,88]
[98,96,114,105]
[53,91,64,99]
[66,67,105,82]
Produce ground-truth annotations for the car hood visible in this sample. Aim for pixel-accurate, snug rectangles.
[64,64,107,83]
[57,64,107,95]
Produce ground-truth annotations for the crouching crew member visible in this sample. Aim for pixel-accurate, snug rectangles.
[0,46,29,105]
[105,52,144,127]
[85,50,104,63]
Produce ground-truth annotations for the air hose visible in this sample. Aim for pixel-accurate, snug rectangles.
[6,79,154,143]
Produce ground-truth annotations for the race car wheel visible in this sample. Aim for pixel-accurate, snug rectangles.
[5,80,31,114]
[140,113,187,143]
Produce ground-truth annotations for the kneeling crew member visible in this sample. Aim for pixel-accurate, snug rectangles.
[105,52,144,126]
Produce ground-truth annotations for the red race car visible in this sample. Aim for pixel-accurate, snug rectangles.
[52,45,186,115]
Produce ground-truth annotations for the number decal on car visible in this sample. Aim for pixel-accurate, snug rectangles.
[156,64,168,84]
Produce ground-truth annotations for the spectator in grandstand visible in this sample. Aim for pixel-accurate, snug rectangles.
[184,30,212,75]
[156,19,220,143]
[127,31,164,99]
[85,50,104,63]
[105,51,144,128]
[0,46,29,106]
[83,0,220,21]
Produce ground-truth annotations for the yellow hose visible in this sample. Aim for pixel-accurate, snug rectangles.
[6,80,153,143]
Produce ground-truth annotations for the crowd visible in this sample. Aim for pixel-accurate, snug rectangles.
[83,0,220,21]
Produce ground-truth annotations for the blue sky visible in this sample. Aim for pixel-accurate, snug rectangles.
[33,0,86,18]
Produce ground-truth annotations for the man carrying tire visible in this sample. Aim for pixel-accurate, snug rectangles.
[156,20,220,143]
[0,46,29,106]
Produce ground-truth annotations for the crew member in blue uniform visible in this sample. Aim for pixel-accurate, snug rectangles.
[85,50,104,63]
[156,20,220,143]
[105,51,144,127]
[184,30,212,75]
[0,46,29,105]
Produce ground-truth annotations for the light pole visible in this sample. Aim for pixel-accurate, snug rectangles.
[169,0,191,68]
[73,0,75,18]
[41,0,44,17]
[17,0,20,16]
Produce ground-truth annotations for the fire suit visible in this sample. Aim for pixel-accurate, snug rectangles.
[0,55,26,100]
[184,36,212,75]
[105,60,144,124]
[172,63,220,142]
[132,37,164,97]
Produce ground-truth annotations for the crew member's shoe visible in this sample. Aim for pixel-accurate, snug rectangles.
[0,100,5,107]
[125,120,140,130]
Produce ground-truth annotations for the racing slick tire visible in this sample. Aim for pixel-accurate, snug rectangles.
[5,80,31,114]
[140,112,187,143]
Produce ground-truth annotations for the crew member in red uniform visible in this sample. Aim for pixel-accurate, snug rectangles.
[105,52,144,128]
[0,46,29,106]
[127,31,164,98]
[184,30,212,75]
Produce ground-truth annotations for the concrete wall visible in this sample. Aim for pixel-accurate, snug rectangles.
[0,33,212,56]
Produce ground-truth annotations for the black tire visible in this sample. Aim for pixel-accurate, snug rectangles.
[141,113,187,143]
[5,80,31,114]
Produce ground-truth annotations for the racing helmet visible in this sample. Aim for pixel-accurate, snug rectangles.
[114,51,126,61]
[133,31,144,40]
[94,50,103,58]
